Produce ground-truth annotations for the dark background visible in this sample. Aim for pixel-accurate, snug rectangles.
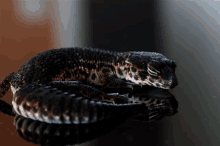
[92,1,164,146]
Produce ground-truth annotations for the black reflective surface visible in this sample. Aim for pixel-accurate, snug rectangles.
[0,84,178,146]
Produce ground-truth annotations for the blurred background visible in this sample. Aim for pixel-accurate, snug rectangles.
[0,0,220,146]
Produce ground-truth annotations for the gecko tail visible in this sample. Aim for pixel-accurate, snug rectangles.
[0,72,15,98]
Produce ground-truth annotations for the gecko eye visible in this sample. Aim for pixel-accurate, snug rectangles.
[147,65,160,76]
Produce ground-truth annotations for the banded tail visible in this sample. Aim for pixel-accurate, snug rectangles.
[0,72,19,98]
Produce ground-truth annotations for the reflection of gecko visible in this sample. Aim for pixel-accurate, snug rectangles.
[0,47,178,124]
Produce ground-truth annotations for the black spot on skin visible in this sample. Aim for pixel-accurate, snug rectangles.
[149,78,154,83]
[150,75,159,79]
[86,63,96,70]
[134,75,139,80]
[127,67,130,72]
[156,83,160,87]
[124,67,129,71]
[138,71,147,81]
[33,106,37,113]
[113,60,117,66]
[79,69,85,75]
[149,104,155,109]
[41,107,48,116]
[156,100,161,104]
[46,101,53,113]
[73,70,78,75]
[82,70,90,78]
[23,104,31,111]
[129,73,132,78]
[16,97,23,105]
[92,74,96,80]
[118,68,123,76]
[53,107,61,116]
[102,68,110,74]
[64,71,71,78]
[131,67,137,73]
[98,64,115,73]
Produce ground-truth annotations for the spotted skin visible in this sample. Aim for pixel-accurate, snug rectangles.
[0,47,178,123]
[8,47,177,89]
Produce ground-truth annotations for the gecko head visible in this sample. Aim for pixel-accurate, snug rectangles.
[125,52,178,89]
